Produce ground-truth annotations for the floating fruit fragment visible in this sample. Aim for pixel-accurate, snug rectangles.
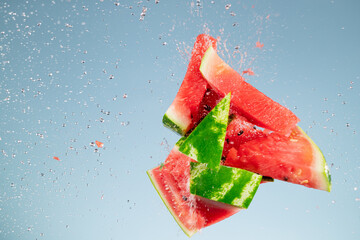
[178,93,231,169]
[200,46,299,135]
[95,140,104,148]
[163,34,217,135]
[147,147,240,237]
[224,127,331,191]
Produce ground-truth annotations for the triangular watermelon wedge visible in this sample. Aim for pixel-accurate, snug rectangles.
[147,147,240,237]
[200,46,300,135]
[163,34,217,135]
[178,93,231,169]
[224,126,331,192]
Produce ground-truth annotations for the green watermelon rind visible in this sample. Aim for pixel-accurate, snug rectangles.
[146,167,197,237]
[190,162,262,209]
[162,113,185,136]
[298,127,331,192]
[178,93,231,169]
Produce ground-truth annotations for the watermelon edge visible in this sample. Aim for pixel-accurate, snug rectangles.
[146,168,198,237]
[298,127,331,192]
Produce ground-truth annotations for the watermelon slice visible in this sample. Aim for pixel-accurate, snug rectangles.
[200,46,300,135]
[163,34,217,135]
[224,127,331,192]
[147,147,240,237]
[178,93,231,169]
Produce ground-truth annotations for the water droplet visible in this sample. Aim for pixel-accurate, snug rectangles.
[123,93,128,98]
[230,11,236,16]
[139,7,147,21]
[225,3,231,10]
[162,42,167,46]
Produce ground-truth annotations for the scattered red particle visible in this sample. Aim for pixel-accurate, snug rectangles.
[256,41,264,48]
[95,140,104,148]
[53,156,60,161]
[252,5,255,8]
[266,14,270,20]
[242,68,254,76]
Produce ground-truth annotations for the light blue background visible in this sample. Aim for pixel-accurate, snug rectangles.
[1,0,359,239]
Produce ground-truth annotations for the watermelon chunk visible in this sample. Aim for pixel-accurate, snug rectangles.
[224,127,331,191]
[163,34,217,135]
[178,93,231,169]
[147,147,240,237]
[200,46,300,135]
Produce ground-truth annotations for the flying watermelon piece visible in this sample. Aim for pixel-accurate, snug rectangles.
[190,162,262,208]
[163,34,217,135]
[178,93,231,169]
[200,46,300,135]
[224,126,331,191]
[147,147,240,237]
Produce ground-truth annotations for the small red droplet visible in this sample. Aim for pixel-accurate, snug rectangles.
[95,140,104,148]
[242,68,254,76]
[256,41,264,48]
[53,156,60,161]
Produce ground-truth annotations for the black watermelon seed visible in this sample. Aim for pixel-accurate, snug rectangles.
[283,176,289,181]
[204,104,211,111]
[237,130,244,136]
[182,195,188,201]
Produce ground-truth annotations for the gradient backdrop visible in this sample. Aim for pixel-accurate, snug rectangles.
[1,1,360,239]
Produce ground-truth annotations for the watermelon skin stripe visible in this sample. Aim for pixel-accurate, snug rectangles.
[190,162,262,208]
[200,46,300,135]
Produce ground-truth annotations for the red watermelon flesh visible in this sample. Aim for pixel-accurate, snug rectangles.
[224,127,331,192]
[222,115,267,158]
[147,147,240,237]
[163,34,217,135]
[200,46,300,135]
